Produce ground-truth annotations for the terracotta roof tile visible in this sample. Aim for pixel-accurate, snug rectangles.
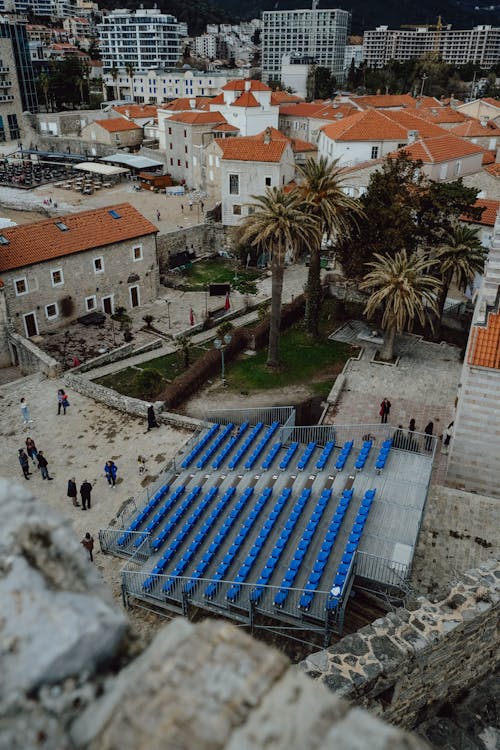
[94,118,141,133]
[270,91,303,105]
[211,122,239,132]
[321,108,445,142]
[411,107,469,124]
[163,97,213,111]
[167,111,227,125]
[460,198,500,226]
[209,93,224,105]
[279,102,330,117]
[231,91,260,107]
[482,150,496,165]
[0,203,157,273]
[450,118,500,137]
[222,79,270,92]
[353,94,416,109]
[219,135,288,162]
[485,162,500,178]
[390,134,486,162]
[113,105,158,119]
[469,310,500,368]
[245,127,316,153]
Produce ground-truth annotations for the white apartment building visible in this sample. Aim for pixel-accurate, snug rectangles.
[262,6,350,85]
[102,68,246,103]
[363,25,500,68]
[98,8,187,71]
[194,34,217,59]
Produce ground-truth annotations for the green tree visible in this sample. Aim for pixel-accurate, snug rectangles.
[37,72,51,112]
[311,66,336,99]
[431,223,486,329]
[109,65,120,100]
[294,156,365,336]
[360,250,441,361]
[240,188,321,368]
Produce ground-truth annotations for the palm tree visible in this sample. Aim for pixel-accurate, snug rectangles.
[360,250,441,361]
[38,72,51,112]
[294,156,365,337]
[240,188,321,368]
[431,223,486,329]
[109,65,120,101]
[125,63,135,99]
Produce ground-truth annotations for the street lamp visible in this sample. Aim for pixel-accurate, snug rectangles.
[214,333,232,386]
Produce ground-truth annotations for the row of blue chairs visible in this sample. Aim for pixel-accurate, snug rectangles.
[316,442,335,471]
[326,489,376,611]
[211,422,249,470]
[184,486,257,596]
[196,423,234,469]
[279,442,299,470]
[250,488,312,604]
[335,440,354,472]
[161,486,242,593]
[143,485,221,590]
[228,422,264,470]
[133,485,185,548]
[262,441,282,470]
[150,485,202,552]
[225,487,292,602]
[181,423,220,469]
[355,440,373,471]
[203,487,272,599]
[117,483,170,547]
[297,442,316,471]
[273,488,332,608]
[244,422,280,470]
[299,487,355,610]
[375,439,392,473]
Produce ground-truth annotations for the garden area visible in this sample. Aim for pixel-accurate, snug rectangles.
[180,258,262,295]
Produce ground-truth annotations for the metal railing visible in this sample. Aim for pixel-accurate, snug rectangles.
[279,423,336,448]
[331,423,437,458]
[356,550,410,588]
[205,405,295,428]
[99,528,152,560]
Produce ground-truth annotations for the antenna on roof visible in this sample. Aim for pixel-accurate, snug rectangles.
[312,0,318,9]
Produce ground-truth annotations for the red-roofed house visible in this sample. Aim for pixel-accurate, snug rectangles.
[460,198,500,247]
[0,204,158,338]
[279,102,359,144]
[456,98,500,126]
[318,108,446,167]
[209,79,279,136]
[391,134,486,181]
[449,118,500,151]
[81,118,143,148]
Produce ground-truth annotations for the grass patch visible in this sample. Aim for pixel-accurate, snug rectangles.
[182,259,261,294]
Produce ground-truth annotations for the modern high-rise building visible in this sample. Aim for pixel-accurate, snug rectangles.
[262,5,351,85]
[98,8,187,71]
[0,19,38,141]
[0,0,77,17]
[362,25,500,68]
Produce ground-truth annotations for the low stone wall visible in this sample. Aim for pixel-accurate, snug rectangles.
[75,339,162,374]
[300,560,500,730]
[157,223,225,277]
[8,331,61,378]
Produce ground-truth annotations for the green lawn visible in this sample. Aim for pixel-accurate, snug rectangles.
[182,259,261,294]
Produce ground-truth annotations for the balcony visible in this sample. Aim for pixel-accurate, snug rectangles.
[0,94,14,101]
[0,66,10,73]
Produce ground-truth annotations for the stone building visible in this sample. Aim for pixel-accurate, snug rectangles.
[0,202,158,340]
[80,117,143,148]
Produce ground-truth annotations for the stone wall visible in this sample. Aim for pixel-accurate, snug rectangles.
[74,338,162,374]
[0,478,429,750]
[157,223,225,277]
[8,331,61,378]
[300,560,499,730]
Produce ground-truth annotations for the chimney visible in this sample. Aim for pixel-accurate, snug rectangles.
[244,79,251,92]
[480,115,489,128]
[335,112,343,120]
[263,127,271,144]
[407,129,419,143]
[189,99,196,109]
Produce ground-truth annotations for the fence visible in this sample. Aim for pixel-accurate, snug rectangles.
[278,423,336,448]
[99,528,152,561]
[331,423,438,458]
[205,405,295,428]
[356,550,410,589]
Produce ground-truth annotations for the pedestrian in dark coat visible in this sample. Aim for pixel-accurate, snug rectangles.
[424,421,434,451]
[379,398,391,424]
[37,451,53,480]
[147,404,159,430]
[81,532,94,562]
[80,480,92,510]
[67,477,79,506]
[104,460,117,487]
[18,448,31,479]
[25,436,38,464]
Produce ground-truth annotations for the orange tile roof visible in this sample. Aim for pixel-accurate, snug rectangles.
[212,122,239,132]
[167,111,227,125]
[469,310,500,368]
[219,135,288,163]
[231,91,260,107]
[485,162,500,178]
[411,107,469,125]
[245,126,317,153]
[94,118,141,133]
[321,108,445,141]
[392,134,486,163]
[163,96,213,111]
[209,93,224,105]
[0,203,157,273]
[482,150,496,165]
[450,118,500,137]
[460,198,500,226]
[279,102,330,117]
[113,104,158,119]
[354,94,416,110]
[270,91,303,105]
[222,79,270,92]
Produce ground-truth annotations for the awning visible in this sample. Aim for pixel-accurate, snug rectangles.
[100,153,163,170]
[74,162,128,176]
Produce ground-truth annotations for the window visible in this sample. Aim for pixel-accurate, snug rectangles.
[45,302,58,320]
[233,204,242,215]
[168,126,172,134]
[177,159,181,166]
[109,210,121,219]
[85,295,97,311]
[93,256,104,273]
[169,142,172,150]
[183,129,187,138]
[51,268,64,287]
[184,145,188,153]
[55,221,69,231]
[265,176,271,187]
[14,277,28,296]
[132,245,143,261]
[229,173,239,195]
[371,146,379,159]
[170,158,173,166]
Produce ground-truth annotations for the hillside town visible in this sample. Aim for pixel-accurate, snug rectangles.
[0,1,499,748]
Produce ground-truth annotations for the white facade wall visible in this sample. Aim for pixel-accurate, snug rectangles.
[318,132,402,167]
[103,68,245,104]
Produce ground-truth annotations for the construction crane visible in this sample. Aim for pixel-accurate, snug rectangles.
[400,16,445,52]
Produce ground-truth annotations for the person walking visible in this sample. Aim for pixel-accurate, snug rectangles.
[80,479,92,510]
[18,448,31,479]
[37,451,53,480]
[20,398,32,426]
[147,404,159,431]
[25,436,38,465]
[67,477,79,507]
[442,421,454,455]
[379,398,391,424]
[408,418,416,432]
[156,209,161,222]
[104,460,117,487]
[57,389,64,415]
[189,199,193,211]
[60,390,70,415]
[424,421,434,452]
[81,532,94,562]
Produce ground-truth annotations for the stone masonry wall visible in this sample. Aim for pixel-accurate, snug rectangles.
[300,560,499,730]
[157,223,225,277]
[8,330,61,377]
